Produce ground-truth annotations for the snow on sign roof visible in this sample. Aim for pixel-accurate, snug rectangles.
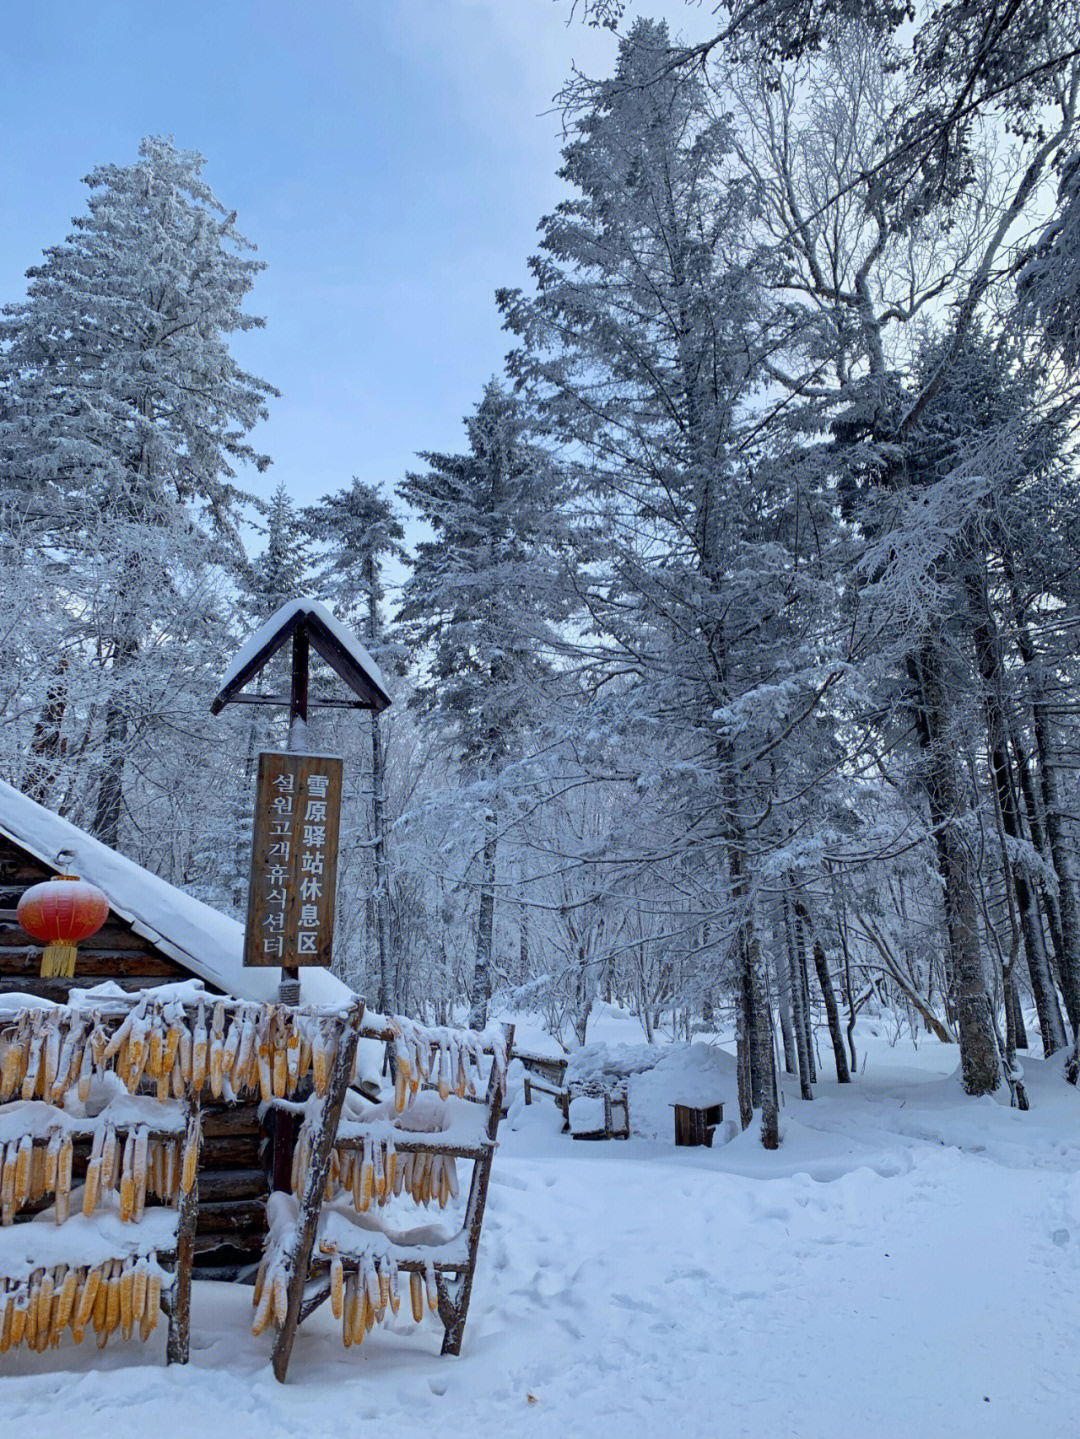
[0,779,354,1007]
[211,597,391,715]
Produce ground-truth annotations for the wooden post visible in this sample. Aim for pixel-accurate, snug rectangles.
[166,1093,202,1365]
[280,625,309,1007]
[271,1001,363,1384]
[439,1023,513,1356]
[272,626,309,1188]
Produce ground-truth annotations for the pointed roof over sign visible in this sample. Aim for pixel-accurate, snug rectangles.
[210,598,392,715]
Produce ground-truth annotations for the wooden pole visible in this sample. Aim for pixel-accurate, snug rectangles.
[280,624,309,1007]
[166,1094,202,1364]
[272,623,309,1192]
[439,1023,513,1356]
[271,1001,363,1383]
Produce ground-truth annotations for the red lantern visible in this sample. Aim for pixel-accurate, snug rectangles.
[17,875,109,978]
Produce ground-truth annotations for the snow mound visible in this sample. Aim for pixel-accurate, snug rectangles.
[628,1043,736,1142]
[565,1042,659,1085]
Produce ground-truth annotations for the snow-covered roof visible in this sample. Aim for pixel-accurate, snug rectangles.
[212,597,391,713]
[0,779,354,1007]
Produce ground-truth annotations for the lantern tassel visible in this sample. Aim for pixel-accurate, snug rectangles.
[41,944,79,979]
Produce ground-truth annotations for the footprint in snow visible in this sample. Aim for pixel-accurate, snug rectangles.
[610,1292,659,1314]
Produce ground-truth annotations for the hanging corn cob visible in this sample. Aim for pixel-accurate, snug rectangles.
[0,1255,167,1352]
[308,1244,409,1349]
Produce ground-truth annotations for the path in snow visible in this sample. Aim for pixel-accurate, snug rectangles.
[1,1037,1078,1439]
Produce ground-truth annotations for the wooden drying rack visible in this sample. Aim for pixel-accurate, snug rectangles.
[268,1007,513,1382]
[0,994,511,1377]
[0,1087,203,1365]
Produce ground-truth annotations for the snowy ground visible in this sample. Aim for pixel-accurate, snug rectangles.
[3,1019,1079,1439]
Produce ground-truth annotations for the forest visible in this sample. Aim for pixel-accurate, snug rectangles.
[4,0,1080,1151]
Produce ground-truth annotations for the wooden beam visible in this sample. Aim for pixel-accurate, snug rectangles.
[211,609,391,717]
[210,609,304,715]
[0,948,182,976]
[271,1001,364,1383]
[332,1135,495,1161]
[0,975,197,999]
[166,1096,201,1366]
[439,1024,513,1356]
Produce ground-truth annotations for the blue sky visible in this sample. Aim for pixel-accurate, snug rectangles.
[1,1,699,537]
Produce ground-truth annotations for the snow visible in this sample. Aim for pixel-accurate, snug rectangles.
[265,1192,469,1271]
[0,1092,186,1146]
[337,1092,492,1153]
[626,1043,734,1142]
[215,596,390,704]
[0,1193,176,1282]
[0,779,353,1008]
[2,1027,1079,1436]
[568,1093,605,1134]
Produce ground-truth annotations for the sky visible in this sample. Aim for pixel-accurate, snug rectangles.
[1,1,706,540]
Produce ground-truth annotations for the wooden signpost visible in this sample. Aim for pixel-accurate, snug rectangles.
[244,752,343,970]
[211,598,391,1002]
[213,599,392,1197]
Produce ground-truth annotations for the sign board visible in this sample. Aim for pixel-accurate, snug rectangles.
[244,752,343,968]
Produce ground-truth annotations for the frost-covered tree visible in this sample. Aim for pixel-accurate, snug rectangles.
[501,19,805,1142]
[398,381,567,1027]
[246,483,312,621]
[306,478,405,1011]
[0,136,276,846]
[1019,151,1080,370]
[712,19,1080,1094]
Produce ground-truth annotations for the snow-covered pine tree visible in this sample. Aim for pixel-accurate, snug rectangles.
[501,19,805,1143]
[305,478,405,1010]
[246,482,313,622]
[0,136,276,846]
[398,381,567,1028]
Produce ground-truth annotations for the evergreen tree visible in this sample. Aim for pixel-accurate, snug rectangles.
[500,20,795,1142]
[306,478,405,1010]
[246,482,312,620]
[398,381,567,1027]
[0,136,276,846]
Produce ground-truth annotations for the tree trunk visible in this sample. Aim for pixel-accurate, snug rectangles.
[797,903,850,1083]
[909,641,999,1095]
[736,968,753,1131]
[748,929,779,1148]
[92,636,137,848]
[783,891,814,1099]
[1005,968,1029,1050]
[370,710,393,1014]
[813,937,851,1083]
[726,772,778,1145]
[829,868,859,1074]
[1011,731,1067,985]
[776,933,797,1075]
[470,810,497,1029]
[26,657,68,804]
[519,903,530,989]
[793,905,818,1084]
[1008,592,1080,1040]
[966,567,1067,1053]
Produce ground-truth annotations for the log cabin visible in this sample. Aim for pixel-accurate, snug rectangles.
[0,777,356,1276]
